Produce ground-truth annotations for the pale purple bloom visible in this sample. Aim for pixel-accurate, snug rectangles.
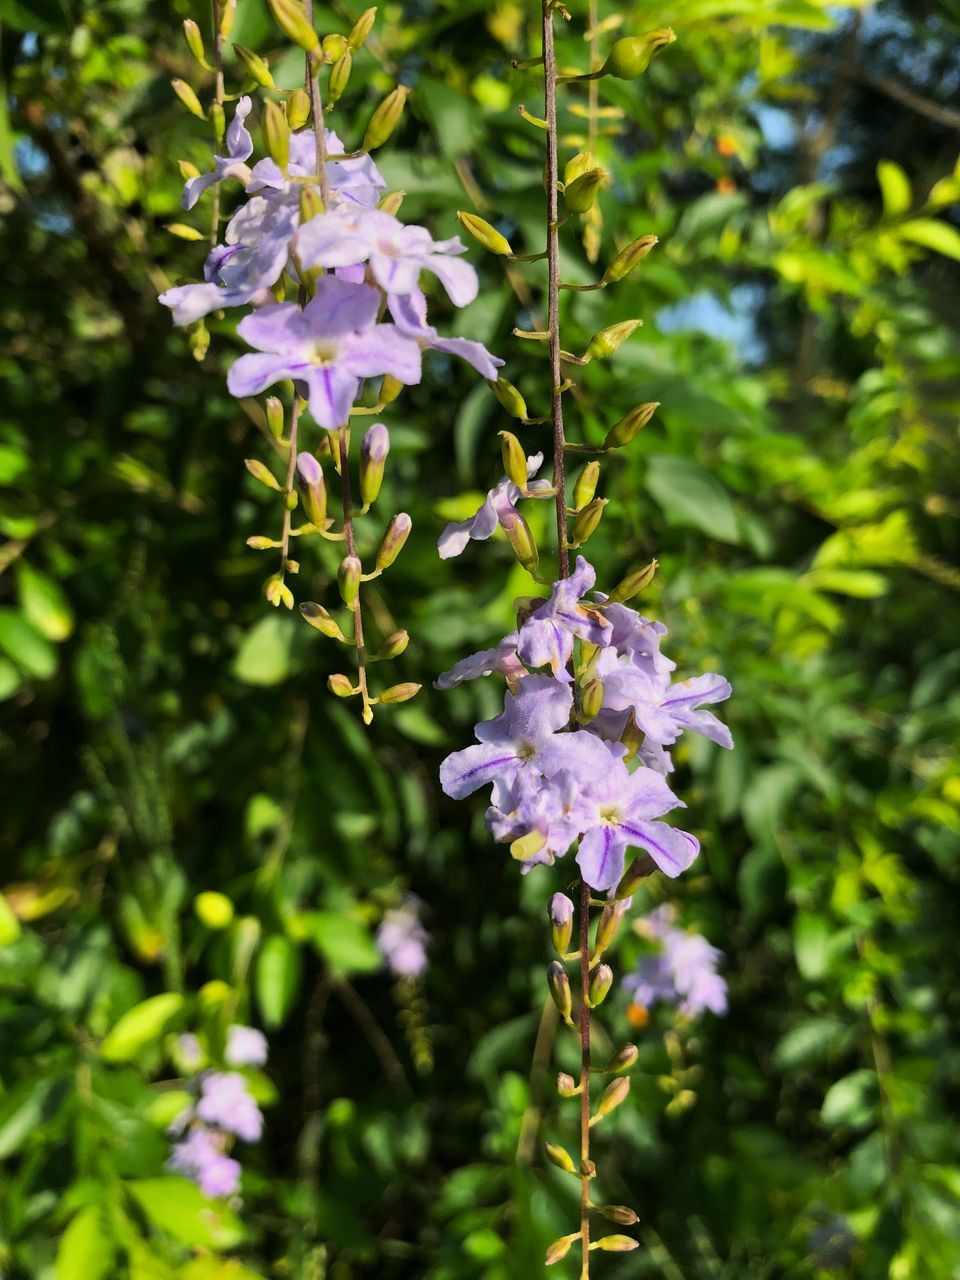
[517,556,612,672]
[225,1025,268,1068]
[182,96,254,210]
[196,1072,263,1142]
[377,899,429,978]
[434,633,525,691]
[593,646,733,751]
[625,907,727,1018]
[438,453,550,560]
[388,288,503,379]
[227,276,421,428]
[550,893,574,927]
[248,128,385,208]
[169,1127,242,1199]
[487,767,584,865]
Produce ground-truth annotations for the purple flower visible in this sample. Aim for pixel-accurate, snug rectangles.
[248,128,385,208]
[625,907,727,1018]
[169,1127,242,1199]
[225,1025,268,1068]
[377,899,429,978]
[226,276,421,428]
[439,675,616,803]
[487,766,584,864]
[438,453,551,560]
[517,556,613,672]
[388,288,503,379]
[182,96,254,210]
[434,633,525,691]
[573,761,699,891]
[593,646,733,751]
[196,1072,263,1142]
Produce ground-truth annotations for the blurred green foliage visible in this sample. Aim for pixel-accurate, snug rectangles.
[1,0,959,1277]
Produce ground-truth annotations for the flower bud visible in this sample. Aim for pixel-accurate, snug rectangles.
[564,150,593,185]
[194,891,233,929]
[588,963,613,1007]
[348,6,377,49]
[338,555,362,606]
[178,160,201,181]
[363,85,409,150]
[360,423,390,506]
[602,29,676,79]
[220,0,237,35]
[603,234,658,284]
[607,559,658,604]
[500,508,539,574]
[564,167,606,214]
[376,512,411,569]
[246,536,280,550]
[267,0,320,53]
[511,829,546,862]
[594,1234,639,1253]
[300,186,325,224]
[265,576,293,608]
[328,673,355,697]
[544,1143,576,1175]
[599,1205,639,1226]
[547,961,572,1022]
[209,101,226,146]
[265,397,284,440]
[573,461,600,509]
[378,682,421,704]
[549,892,574,954]
[171,79,206,121]
[584,319,643,361]
[378,192,405,217]
[579,675,604,723]
[182,19,206,64]
[499,431,528,490]
[603,401,659,449]
[579,1157,596,1179]
[457,210,513,256]
[594,899,628,956]
[300,602,346,640]
[245,458,282,491]
[263,99,290,171]
[572,497,608,545]
[322,32,347,61]
[296,452,327,526]
[490,376,528,420]
[286,88,311,130]
[377,630,409,659]
[556,1072,578,1097]
[379,373,403,404]
[617,855,655,902]
[545,1233,580,1265]
[233,44,275,88]
[619,713,645,763]
[328,50,352,107]
[592,1076,630,1124]
[165,222,206,241]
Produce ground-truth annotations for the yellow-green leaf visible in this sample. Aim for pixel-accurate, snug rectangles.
[100,993,185,1062]
[876,159,910,216]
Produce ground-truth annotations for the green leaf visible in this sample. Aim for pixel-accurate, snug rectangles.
[0,893,21,946]
[644,454,740,543]
[305,911,381,976]
[255,934,303,1029]
[126,1178,243,1250]
[877,160,911,216]
[179,1259,267,1279]
[16,562,75,642]
[232,614,300,686]
[0,655,21,700]
[0,608,58,680]
[0,1077,58,1159]
[56,1205,115,1280]
[793,911,831,980]
[774,1018,847,1070]
[898,218,960,262]
[821,1069,877,1129]
[100,993,185,1062]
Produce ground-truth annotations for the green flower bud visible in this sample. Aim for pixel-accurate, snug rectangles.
[296,452,327,526]
[544,1143,576,1175]
[564,150,593,185]
[608,559,658,604]
[300,185,325,224]
[246,535,280,550]
[588,962,613,1007]
[378,191,405,217]
[603,234,658,284]
[165,222,206,241]
[379,373,403,404]
[328,49,352,107]
[338,555,362,606]
[377,630,409,659]
[378,682,421,704]
[557,1072,578,1097]
[267,0,320,53]
[194,891,234,929]
[244,458,282,490]
[602,29,676,79]
[599,1205,640,1226]
[500,508,539,574]
[603,402,659,449]
[182,19,206,64]
[265,396,284,439]
[363,85,409,150]
[564,167,607,214]
[594,899,628,956]
[490,376,528,420]
[580,675,604,723]
[499,431,528,489]
[209,101,226,146]
[547,961,572,1022]
[347,6,377,49]
[171,79,206,121]
[322,32,347,61]
[300,602,346,640]
[263,99,290,172]
[178,159,201,181]
[592,1076,630,1124]
[584,319,643,361]
[376,513,411,569]
[219,0,237,36]
[328,673,355,697]
[457,210,513,256]
[573,461,600,510]
[594,1234,639,1253]
[572,497,608,546]
[265,575,293,608]
[234,44,275,88]
[545,1234,580,1265]
[360,423,389,507]
[286,88,311,130]
[549,892,574,954]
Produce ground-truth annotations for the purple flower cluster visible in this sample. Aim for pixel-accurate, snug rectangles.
[168,1024,267,1199]
[624,906,728,1018]
[159,99,501,428]
[376,897,429,978]
[438,557,732,893]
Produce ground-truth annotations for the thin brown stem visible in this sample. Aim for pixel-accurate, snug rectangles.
[578,878,592,1275]
[210,0,226,245]
[338,430,373,722]
[303,0,331,204]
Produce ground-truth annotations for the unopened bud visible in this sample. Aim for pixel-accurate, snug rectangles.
[557,1072,578,1097]
[263,100,290,171]
[603,402,659,449]
[594,1234,639,1253]
[321,32,347,61]
[572,497,608,545]
[602,29,676,79]
[300,602,346,640]
[286,88,311,130]
[265,397,284,439]
[580,675,604,722]
[165,222,206,241]
[219,0,237,35]
[338,555,362,606]
[490,376,528,420]
[195,891,234,929]
[549,892,574,953]
[182,19,206,63]
[265,576,293,608]
[511,829,546,862]
[544,1143,576,1175]
[499,432,528,489]
[564,167,607,214]
[592,1076,630,1124]
[594,899,628,956]
[457,210,513,256]
[376,512,411,569]
[328,50,352,107]
[599,1205,639,1226]
[545,1233,580,1265]
[573,461,600,509]
[608,559,658,604]
[363,85,408,150]
[178,159,201,181]
[328,673,355,697]
[377,630,409,659]
[666,1088,697,1115]
[347,6,377,49]
[244,458,282,491]
[547,961,572,1022]
[267,0,320,53]
[300,186,325,224]
[233,44,274,88]
[360,423,390,506]
[564,150,593,185]
[379,373,403,404]
[500,509,539,574]
[378,682,421,704]
[247,535,280,550]
[378,192,405,217]
[171,79,206,120]
[580,1157,597,1178]
[209,101,226,145]
[296,452,327,526]
[588,963,613,1007]
[585,319,642,361]
[619,713,645,763]
[603,235,658,284]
